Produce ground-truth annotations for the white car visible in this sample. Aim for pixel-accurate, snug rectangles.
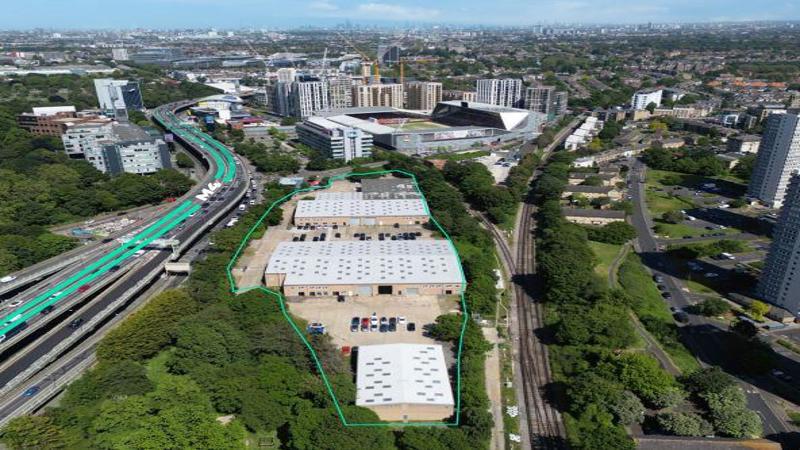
[8,300,23,308]
[0,275,17,283]
[704,272,719,278]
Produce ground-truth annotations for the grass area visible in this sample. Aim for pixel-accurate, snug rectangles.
[777,339,800,355]
[646,190,696,216]
[618,254,701,373]
[588,240,623,283]
[789,411,800,427]
[647,169,747,195]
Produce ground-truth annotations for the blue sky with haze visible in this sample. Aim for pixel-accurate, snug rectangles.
[5,0,800,28]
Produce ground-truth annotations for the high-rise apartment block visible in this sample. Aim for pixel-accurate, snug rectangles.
[748,113,800,208]
[758,173,800,316]
[327,76,353,110]
[93,79,143,119]
[289,81,329,119]
[405,81,442,111]
[524,86,568,118]
[631,89,663,110]
[476,79,523,108]
[353,84,404,108]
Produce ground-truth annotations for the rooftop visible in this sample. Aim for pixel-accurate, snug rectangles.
[294,198,427,218]
[265,240,463,286]
[356,343,455,408]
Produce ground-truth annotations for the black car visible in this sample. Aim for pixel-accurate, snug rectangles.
[350,317,359,332]
[337,295,346,303]
[379,324,388,333]
[68,318,84,329]
[661,292,672,299]
[109,265,121,272]
[40,305,54,315]
[407,322,416,332]
[388,317,397,332]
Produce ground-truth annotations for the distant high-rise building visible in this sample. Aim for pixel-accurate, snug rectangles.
[476,79,523,108]
[289,81,329,119]
[267,82,292,116]
[276,68,297,83]
[353,84,404,108]
[758,172,800,317]
[405,81,442,111]
[462,92,477,103]
[748,113,800,208]
[327,76,353,110]
[111,48,129,61]
[377,45,400,64]
[631,89,663,110]
[93,79,143,119]
[553,91,568,116]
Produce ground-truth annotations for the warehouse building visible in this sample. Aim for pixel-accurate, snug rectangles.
[264,240,463,298]
[293,197,428,226]
[356,343,455,422]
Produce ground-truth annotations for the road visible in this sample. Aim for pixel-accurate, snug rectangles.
[0,100,250,423]
[629,159,798,447]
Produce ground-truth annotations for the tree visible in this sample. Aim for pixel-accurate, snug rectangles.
[175,152,194,168]
[649,120,668,133]
[615,353,680,407]
[609,390,645,425]
[657,411,714,437]
[703,385,762,438]
[646,102,657,113]
[747,300,770,321]
[0,415,68,449]
[681,367,735,396]
[661,210,685,224]
[730,319,759,339]
[690,298,730,317]
[585,222,637,244]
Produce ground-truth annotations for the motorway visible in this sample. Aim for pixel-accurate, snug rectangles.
[0,100,251,422]
[628,159,799,447]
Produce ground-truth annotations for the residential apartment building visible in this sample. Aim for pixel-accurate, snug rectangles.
[553,91,568,116]
[327,75,353,110]
[758,173,800,317]
[289,81,329,119]
[61,122,170,175]
[93,79,143,118]
[267,82,292,116]
[727,134,761,154]
[353,83,404,108]
[296,116,373,161]
[524,86,569,117]
[376,44,400,64]
[748,113,800,208]
[276,68,297,83]
[631,89,663,110]
[404,81,442,111]
[476,79,523,108]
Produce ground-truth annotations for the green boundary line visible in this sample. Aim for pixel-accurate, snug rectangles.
[225,169,469,427]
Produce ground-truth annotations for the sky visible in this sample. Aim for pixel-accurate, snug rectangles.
[4,0,800,29]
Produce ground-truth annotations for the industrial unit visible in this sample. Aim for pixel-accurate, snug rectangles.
[264,240,463,298]
[293,197,428,226]
[356,343,455,422]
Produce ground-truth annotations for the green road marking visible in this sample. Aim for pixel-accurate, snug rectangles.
[0,201,194,325]
[0,205,200,335]
[225,170,468,427]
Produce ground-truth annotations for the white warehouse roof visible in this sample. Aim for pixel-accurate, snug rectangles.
[295,198,427,218]
[265,240,463,286]
[356,344,455,408]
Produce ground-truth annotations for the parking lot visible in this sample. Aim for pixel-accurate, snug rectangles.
[287,294,460,348]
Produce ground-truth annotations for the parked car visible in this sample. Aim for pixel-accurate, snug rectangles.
[407,322,416,332]
[0,275,17,283]
[662,292,672,299]
[388,317,397,332]
[360,318,370,332]
[653,275,664,283]
[350,317,360,332]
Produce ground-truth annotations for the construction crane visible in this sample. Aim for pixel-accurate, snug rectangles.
[334,30,379,83]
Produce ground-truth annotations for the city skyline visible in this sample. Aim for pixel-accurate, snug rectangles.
[4,0,800,29]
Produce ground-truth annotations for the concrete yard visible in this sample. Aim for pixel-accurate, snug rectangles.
[286,294,460,348]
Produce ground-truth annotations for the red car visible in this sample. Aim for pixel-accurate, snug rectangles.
[360,317,370,332]
[77,284,91,293]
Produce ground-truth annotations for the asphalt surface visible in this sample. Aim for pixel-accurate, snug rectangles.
[629,159,799,446]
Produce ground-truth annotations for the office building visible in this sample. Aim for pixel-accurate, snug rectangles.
[353,83,404,108]
[356,344,455,421]
[265,240,461,298]
[61,122,170,175]
[93,79,143,118]
[405,81,442,111]
[476,79,523,108]
[16,106,84,136]
[289,81,329,119]
[327,75,353,109]
[377,44,400,64]
[296,116,372,161]
[748,113,800,208]
[266,82,292,116]
[758,173,800,317]
[631,89,663,110]
[130,47,184,66]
